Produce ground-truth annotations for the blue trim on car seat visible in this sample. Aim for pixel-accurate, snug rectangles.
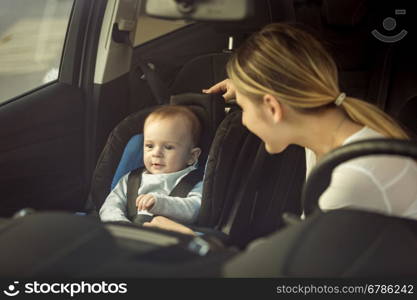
[111,134,144,189]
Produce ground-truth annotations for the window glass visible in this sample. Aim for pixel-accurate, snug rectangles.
[0,0,74,104]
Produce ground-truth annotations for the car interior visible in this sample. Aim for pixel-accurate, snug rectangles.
[0,0,416,278]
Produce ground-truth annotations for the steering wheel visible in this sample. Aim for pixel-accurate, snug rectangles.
[302,138,417,216]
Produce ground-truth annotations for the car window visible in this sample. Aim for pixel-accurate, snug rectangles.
[0,0,74,104]
[134,2,192,46]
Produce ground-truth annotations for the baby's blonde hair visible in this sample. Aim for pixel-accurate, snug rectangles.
[144,105,202,146]
[227,23,409,139]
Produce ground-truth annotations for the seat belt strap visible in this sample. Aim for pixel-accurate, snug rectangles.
[169,168,204,197]
[127,167,144,221]
[113,23,168,104]
[136,57,170,105]
[126,168,204,221]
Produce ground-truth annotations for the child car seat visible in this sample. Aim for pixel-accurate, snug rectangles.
[88,93,225,213]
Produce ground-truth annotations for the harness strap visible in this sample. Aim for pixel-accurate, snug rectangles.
[169,168,204,197]
[127,167,144,221]
[126,168,203,222]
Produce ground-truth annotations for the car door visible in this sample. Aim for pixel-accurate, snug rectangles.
[0,0,107,216]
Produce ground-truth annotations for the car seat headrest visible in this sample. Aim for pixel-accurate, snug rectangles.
[170,93,226,167]
[170,53,231,95]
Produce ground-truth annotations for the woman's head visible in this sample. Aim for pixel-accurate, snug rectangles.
[227,23,409,153]
[143,105,202,174]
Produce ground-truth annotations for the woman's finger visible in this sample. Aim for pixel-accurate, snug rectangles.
[223,88,236,100]
[202,79,228,94]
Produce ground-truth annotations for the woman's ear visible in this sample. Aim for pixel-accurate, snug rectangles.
[188,147,202,165]
[262,94,283,124]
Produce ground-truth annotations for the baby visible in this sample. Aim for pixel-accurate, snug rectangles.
[99,105,202,224]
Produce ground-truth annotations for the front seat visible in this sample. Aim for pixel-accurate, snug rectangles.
[223,139,417,277]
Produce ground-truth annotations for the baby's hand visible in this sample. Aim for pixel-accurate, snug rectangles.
[136,194,156,211]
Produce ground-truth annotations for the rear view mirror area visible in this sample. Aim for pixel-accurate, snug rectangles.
[145,0,253,21]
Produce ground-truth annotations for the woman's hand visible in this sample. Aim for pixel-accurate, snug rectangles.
[143,216,196,236]
[202,79,236,101]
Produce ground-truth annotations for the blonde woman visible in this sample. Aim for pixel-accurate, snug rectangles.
[145,23,417,234]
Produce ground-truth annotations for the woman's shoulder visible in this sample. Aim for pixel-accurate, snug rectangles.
[342,126,384,145]
[337,155,414,184]
[337,126,417,187]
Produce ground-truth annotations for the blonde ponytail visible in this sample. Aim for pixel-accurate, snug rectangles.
[340,97,409,139]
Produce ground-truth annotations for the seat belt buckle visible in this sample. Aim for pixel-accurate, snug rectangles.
[133,210,154,225]
[187,236,210,256]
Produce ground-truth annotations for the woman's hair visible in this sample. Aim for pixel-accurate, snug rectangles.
[227,23,409,139]
[144,105,202,146]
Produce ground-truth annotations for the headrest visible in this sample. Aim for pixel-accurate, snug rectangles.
[170,93,225,146]
[321,0,368,27]
[170,53,231,95]
[170,93,226,161]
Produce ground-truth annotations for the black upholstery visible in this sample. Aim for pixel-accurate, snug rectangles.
[0,213,118,277]
[223,209,417,277]
[295,0,384,103]
[89,106,154,212]
[398,97,417,138]
[170,93,226,169]
[170,53,231,95]
[199,109,305,248]
[295,0,417,136]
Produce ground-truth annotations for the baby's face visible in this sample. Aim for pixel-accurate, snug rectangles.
[143,117,196,174]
